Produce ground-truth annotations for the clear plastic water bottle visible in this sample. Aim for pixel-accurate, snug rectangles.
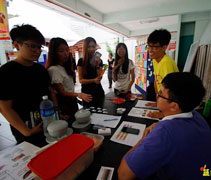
[40,95,55,136]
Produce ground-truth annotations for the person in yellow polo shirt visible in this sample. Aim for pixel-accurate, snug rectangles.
[153,55,179,92]
[148,29,179,94]
[146,29,179,118]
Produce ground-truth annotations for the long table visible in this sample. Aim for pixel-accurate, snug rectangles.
[0,92,158,180]
[76,92,158,180]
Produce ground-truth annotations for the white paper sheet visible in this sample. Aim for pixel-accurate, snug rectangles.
[135,100,158,110]
[110,121,146,146]
[128,107,160,120]
[91,113,121,128]
[0,142,40,180]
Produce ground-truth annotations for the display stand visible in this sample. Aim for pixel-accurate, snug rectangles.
[134,44,154,95]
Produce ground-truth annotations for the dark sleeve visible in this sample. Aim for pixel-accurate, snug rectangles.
[77,58,83,67]
[43,67,51,89]
[100,60,103,67]
[0,65,14,100]
[44,68,51,88]
[38,64,51,95]
[72,58,77,70]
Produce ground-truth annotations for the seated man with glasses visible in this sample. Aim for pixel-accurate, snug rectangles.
[0,24,55,147]
[118,72,211,180]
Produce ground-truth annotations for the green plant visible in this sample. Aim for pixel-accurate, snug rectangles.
[105,42,113,54]
[105,37,120,57]
[114,37,120,47]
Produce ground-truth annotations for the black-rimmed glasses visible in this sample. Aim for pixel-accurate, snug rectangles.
[23,42,44,51]
[146,45,162,50]
[157,91,175,102]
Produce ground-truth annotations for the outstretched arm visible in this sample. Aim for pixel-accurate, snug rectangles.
[118,157,137,180]
[53,83,92,102]
[118,137,144,180]
[0,100,42,137]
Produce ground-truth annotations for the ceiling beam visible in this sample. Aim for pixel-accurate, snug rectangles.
[39,0,211,38]
[44,0,132,37]
[181,11,211,22]
[47,0,103,22]
[103,0,211,24]
[130,24,178,37]
[106,23,130,37]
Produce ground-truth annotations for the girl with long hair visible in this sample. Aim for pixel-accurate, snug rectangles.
[46,37,92,121]
[77,37,105,107]
[113,43,135,96]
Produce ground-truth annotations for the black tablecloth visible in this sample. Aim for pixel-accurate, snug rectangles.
[76,92,158,180]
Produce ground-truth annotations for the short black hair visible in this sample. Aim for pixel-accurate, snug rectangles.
[147,29,171,46]
[10,24,45,44]
[162,72,205,112]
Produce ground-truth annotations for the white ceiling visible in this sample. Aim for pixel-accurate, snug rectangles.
[81,0,162,14]
[8,0,211,43]
[41,0,211,37]
[121,15,179,31]
[7,0,119,45]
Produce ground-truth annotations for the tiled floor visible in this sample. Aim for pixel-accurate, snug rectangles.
[0,114,17,151]
[0,71,138,152]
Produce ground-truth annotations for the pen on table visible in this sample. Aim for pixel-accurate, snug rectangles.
[104,118,118,122]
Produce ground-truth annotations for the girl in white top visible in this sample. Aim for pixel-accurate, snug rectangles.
[46,38,92,121]
[113,43,135,95]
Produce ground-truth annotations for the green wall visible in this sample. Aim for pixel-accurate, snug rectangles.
[178,35,194,71]
[178,22,195,71]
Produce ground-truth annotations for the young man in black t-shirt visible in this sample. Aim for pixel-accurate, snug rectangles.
[0,24,54,147]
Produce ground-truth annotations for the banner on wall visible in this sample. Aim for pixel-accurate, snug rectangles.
[168,40,176,51]
[0,0,9,40]
[135,44,154,95]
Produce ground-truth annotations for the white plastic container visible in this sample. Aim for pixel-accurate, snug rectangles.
[47,120,68,138]
[80,132,104,152]
[75,109,91,124]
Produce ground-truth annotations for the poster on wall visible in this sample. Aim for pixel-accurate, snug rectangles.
[135,44,154,95]
[0,0,9,40]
